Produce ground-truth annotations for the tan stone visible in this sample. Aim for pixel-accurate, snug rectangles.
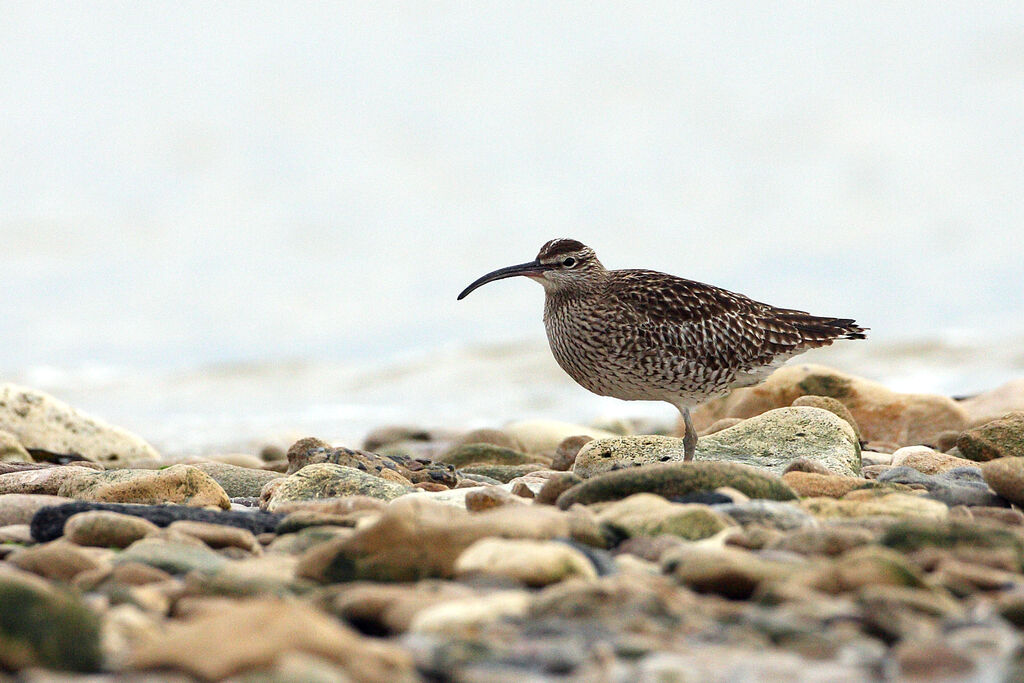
[64,510,159,548]
[58,464,230,509]
[454,538,597,586]
[891,446,978,474]
[782,471,873,498]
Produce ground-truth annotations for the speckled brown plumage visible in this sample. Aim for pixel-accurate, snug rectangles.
[458,238,867,460]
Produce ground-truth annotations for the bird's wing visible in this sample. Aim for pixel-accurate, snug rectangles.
[607,270,804,371]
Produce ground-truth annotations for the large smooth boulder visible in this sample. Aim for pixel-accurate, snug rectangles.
[0,384,159,466]
[690,365,969,448]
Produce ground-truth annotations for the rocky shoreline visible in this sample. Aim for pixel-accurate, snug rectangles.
[2,364,1024,680]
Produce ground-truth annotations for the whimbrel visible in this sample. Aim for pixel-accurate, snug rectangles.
[458,239,866,461]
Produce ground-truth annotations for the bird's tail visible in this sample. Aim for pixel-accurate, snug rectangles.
[772,308,868,348]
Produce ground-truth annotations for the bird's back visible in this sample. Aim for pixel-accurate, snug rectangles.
[543,268,865,405]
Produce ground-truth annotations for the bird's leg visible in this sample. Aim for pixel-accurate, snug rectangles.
[681,406,697,462]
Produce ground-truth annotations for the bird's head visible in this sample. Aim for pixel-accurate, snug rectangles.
[457,239,605,300]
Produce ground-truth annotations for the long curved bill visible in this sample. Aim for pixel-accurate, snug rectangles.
[457,260,550,300]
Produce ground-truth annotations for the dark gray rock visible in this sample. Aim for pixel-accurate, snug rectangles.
[876,466,1005,507]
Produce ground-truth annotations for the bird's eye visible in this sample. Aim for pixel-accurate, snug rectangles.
[562,257,576,268]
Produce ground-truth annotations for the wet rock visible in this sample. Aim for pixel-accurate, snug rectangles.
[127,599,416,681]
[295,497,591,583]
[264,463,413,512]
[781,471,882,498]
[57,464,230,509]
[890,445,977,474]
[439,443,537,468]
[29,501,284,542]
[64,510,159,548]
[454,538,597,586]
[692,364,969,447]
[0,567,102,671]
[0,430,31,463]
[698,407,861,476]
[957,412,1024,461]
[791,394,862,441]
[556,462,797,509]
[800,493,948,520]
[0,493,69,526]
[876,466,1001,507]
[0,465,94,495]
[714,500,817,531]
[502,419,617,454]
[459,463,546,483]
[595,493,734,540]
[551,435,593,471]
[0,383,160,466]
[189,462,283,498]
[981,456,1024,507]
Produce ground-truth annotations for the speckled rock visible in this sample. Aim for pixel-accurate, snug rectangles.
[502,419,618,454]
[698,407,861,476]
[57,464,230,509]
[595,494,734,540]
[557,462,797,509]
[0,494,73,526]
[438,443,538,468]
[890,446,977,474]
[691,364,969,447]
[0,567,102,671]
[459,463,546,483]
[957,412,1024,461]
[0,430,32,463]
[981,457,1024,507]
[573,435,687,478]
[800,493,948,520]
[0,465,94,496]
[287,437,456,488]
[63,510,159,548]
[454,538,597,586]
[189,462,283,498]
[264,463,413,512]
[791,394,862,441]
[127,599,416,682]
[0,383,160,466]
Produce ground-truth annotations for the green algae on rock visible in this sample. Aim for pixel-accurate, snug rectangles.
[957,412,1024,461]
[556,461,797,509]
[57,465,231,509]
[264,463,413,512]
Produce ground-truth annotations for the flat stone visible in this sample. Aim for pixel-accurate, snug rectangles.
[0,493,70,526]
[876,466,1001,507]
[167,520,259,552]
[557,462,797,509]
[0,465,94,496]
[115,537,228,575]
[264,463,413,512]
[782,471,881,498]
[58,464,230,509]
[459,463,546,483]
[64,510,159,548]
[0,383,159,466]
[890,446,977,474]
[800,493,948,520]
[7,539,106,581]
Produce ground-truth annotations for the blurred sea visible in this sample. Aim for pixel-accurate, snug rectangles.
[2,3,1023,454]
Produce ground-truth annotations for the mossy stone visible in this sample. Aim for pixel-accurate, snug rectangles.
[0,577,102,671]
[556,461,797,509]
[439,443,535,468]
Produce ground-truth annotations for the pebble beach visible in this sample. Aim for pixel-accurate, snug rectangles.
[3,363,1024,681]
